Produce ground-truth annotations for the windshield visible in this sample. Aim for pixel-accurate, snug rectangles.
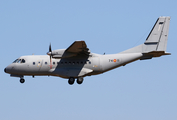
[13,59,18,63]
[13,59,26,63]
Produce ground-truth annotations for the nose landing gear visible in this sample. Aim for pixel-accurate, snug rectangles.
[20,78,25,83]
[20,76,25,83]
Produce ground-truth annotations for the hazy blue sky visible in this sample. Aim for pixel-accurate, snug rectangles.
[1,0,177,120]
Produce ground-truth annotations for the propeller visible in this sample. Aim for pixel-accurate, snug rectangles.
[47,43,53,69]
[49,43,52,53]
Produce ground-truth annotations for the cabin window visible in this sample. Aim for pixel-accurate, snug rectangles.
[86,61,91,64]
[53,62,55,65]
[45,62,47,65]
[33,62,35,65]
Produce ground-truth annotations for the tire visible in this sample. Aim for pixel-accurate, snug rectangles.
[77,77,83,84]
[20,79,25,83]
[68,77,75,85]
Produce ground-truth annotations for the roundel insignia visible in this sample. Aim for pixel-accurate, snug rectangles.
[113,59,117,62]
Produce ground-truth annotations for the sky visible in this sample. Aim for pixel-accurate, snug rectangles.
[0,0,177,120]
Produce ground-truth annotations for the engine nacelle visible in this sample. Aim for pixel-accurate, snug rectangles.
[47,49,76,58]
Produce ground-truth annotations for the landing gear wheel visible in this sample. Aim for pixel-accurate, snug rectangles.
[77,77,83,84]
[68,77,75,85]
[20,79,25,83]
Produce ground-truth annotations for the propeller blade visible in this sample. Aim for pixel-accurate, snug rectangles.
[49,43,52,52]
[50,55,52,69]
[49,43,52,69]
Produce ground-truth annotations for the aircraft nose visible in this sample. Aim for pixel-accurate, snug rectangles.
[4,64,14,74]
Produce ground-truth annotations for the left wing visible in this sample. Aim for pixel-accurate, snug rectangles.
[51,41,90,58]
[65,41,90,56]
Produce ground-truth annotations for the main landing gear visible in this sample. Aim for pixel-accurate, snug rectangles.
[68,77,75,85]
[68,77,84,85]
[77,77,83,84]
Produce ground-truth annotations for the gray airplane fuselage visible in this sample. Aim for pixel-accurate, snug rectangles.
[5,53,143,79]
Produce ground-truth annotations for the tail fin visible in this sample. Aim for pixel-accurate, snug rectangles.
[144,16,170,52]
[120,16,171,59]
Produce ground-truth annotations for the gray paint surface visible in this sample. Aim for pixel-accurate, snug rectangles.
[4,16,171,85]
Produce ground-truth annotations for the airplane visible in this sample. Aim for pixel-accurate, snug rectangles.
[4,16,171,85]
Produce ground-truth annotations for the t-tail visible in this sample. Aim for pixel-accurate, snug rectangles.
[120,16,171,60]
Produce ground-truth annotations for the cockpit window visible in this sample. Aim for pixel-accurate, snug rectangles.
[13,59,26,63]
[21,59,25,63]
[13,59,18,63]
[17,59,21,63]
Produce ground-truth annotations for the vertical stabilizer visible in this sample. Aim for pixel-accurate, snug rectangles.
[120,16,171,59]
[144,16,170,52]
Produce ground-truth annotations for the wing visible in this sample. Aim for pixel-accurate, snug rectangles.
[65,41,90,56]
[50,67,93,78]
[50,41,90,58]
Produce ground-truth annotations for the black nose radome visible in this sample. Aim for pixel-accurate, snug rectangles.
[4,68,6,73]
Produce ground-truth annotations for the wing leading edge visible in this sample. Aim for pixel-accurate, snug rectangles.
[65,41,90,56]
[50,41,90,58]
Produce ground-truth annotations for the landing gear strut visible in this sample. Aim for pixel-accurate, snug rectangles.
[68,77,75,85]
[77,77,84,84]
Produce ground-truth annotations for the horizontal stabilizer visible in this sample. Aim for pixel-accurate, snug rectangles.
[140,51,171,60]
